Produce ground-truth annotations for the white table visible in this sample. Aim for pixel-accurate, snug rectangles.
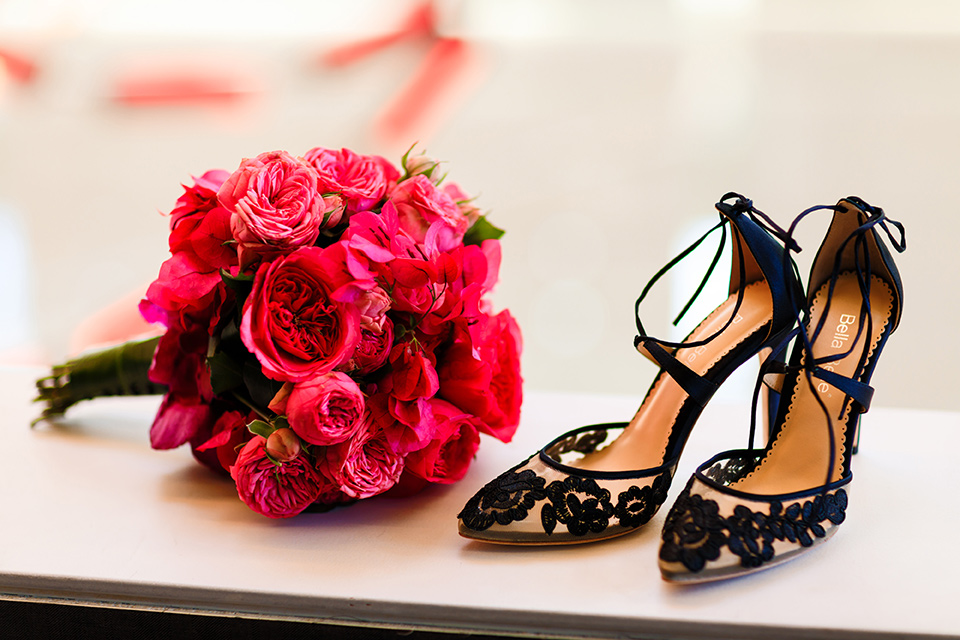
[1,367,957,639]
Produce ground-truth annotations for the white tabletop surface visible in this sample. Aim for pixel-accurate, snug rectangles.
[1,366,957,639]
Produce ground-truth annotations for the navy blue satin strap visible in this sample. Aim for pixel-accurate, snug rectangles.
[716,193,801,253]
[635,338,719,407]
[812,367,875,414]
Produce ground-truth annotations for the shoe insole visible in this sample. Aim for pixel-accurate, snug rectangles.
[569,282,774,473]
[731,274,893,495]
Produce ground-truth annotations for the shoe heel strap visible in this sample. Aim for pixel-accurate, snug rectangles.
[634,336,718,408]
[811,366,874,415]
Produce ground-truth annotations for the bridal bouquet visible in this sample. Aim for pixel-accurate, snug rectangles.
[36,146,523,518]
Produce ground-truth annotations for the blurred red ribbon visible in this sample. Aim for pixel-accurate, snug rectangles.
[320,1,484,148]
[0,48,37,84]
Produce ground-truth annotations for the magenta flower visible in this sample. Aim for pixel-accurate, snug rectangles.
[438,310,523,442]
[230,436,323,518]
[304,146,399,214]
[218,150,338,263]
[389,174,467,251]
[286,372,365,446]
[324,415,405,499]
[240,246,361,382]
[404,399,481,484]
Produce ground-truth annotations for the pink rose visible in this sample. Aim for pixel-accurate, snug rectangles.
[286,372,365,445]
[355,286,391,333]
[304,147,399,214]
[324,414,404,499]
[438,310,523,442]
[390,175,467,251]
[231,436,323,518]
[404,399,481,484]
[342,320,393,375]
[218,150,334,263]
[240,246,361,382]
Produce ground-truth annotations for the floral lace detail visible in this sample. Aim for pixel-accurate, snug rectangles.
[547,430,609,458]
[659,482,727,572]
[459,446,674,538]
[660,482,849,572]
[541,476,615,536]
[702,455,753,486]
[458,462,547,531]
[614,472,672,528]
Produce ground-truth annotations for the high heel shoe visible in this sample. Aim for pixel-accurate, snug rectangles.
[457,193,803,544]
[658,196,905,581]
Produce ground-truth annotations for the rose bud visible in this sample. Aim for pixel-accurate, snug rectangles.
[403,154,442,182]
[265,427,302,462]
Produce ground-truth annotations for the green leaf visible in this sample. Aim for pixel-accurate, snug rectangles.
[220,268,255,309]
[243,360,284,410]
[208,351,244,395]
[463,215,505,246]
[247,419,275,439]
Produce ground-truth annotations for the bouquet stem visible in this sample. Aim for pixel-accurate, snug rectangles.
[34,336,166,423]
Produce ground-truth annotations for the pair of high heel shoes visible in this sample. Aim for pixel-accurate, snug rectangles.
[457,193,905,583]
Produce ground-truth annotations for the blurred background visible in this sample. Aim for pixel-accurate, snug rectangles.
[0,0,955,411]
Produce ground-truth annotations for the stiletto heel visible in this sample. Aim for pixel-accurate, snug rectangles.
[659,196,905,581]
[457,194,803,544]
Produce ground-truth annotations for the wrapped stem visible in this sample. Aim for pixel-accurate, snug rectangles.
[34,336,167,423]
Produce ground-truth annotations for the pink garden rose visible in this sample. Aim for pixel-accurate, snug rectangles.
[438,310,523,442]
[231,436,323,518]
[241,246,362,382]
[286,372,365,445]
[342,320,393,375]
[324,414,404,499]
[355,286,391,333]
[404,399,481,484]
[218,150,341,263]
[390,175,468,251]
[304,146,399,214]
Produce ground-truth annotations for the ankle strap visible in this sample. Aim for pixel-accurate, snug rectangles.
[761,359,874,416]
[632,193,801,408]
[634,337,719,407]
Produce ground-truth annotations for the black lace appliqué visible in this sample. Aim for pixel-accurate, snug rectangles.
[459,437,675,538]
[614,472,672,529]
[660,483,849,572]
[541,476,614,536]
[659,483,727,572]
[458,464,547,531]
[703,456,753,486]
